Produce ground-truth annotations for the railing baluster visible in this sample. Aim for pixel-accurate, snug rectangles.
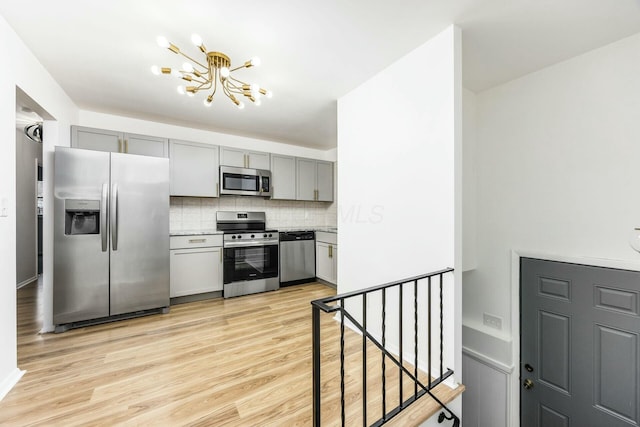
[312,305,321,427]
[414,279,418,398]
[362,293,367,426]
[399,283,403,407]
[439,273,444,379]
[428,275,432,389]
[340,297,345,427]
[310,268,457,427]
[382,288,386,420]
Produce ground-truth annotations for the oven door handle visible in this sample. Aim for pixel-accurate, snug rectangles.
[224,240,279,248]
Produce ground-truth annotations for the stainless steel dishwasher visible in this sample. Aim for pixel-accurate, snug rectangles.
[279,231,316,286]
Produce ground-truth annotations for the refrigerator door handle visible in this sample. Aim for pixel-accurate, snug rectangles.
[111,183,119,251]
[101,182,109,252]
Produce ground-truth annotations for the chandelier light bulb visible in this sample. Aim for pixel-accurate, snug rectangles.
[182,62,194,73]
[250,83,260,95]
[150,65,160,75]
[177,86,185,95]
[250,57,261,67]
[265,90,273,98]
[220,67,230,78]
[237,101,245,110]
[191,34,203,47]
[157,36,170,48]
[170,69,181,78]
[186,91,195,97]
[254,98,262,106]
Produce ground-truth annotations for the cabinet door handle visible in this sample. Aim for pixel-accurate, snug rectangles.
[189,238,206,244]
[124,139,129,153]
[220,249,222,263]
[118,138,122,153]
[329,244,333,258]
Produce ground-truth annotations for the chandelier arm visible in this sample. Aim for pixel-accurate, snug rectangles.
[176,50,208,71]
[226,75,249,86]
[225,80,246,95]
[229,65,247,73]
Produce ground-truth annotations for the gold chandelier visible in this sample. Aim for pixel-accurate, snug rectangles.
[152,34,272,109]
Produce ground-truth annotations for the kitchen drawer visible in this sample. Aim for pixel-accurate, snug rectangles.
[315,231,337,245]
[170,234,222,249]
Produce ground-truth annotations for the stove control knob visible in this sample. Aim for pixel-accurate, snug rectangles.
[263,233,267,237]
[251,234,255,238]
[231,235,236,239]
[238,235,242,239]
[269,233,273,237]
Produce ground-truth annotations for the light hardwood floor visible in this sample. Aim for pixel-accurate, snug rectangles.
[2,281,461,426]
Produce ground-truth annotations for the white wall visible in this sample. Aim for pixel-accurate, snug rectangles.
[337,23,462,401]
[0,13,78,399]
[463,30,640,425]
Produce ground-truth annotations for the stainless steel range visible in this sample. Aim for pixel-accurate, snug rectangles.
[216,211,279,298]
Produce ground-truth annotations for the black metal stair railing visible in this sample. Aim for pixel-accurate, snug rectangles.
[311,268,459,427]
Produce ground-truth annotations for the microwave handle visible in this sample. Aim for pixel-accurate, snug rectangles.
[260,175,269,193]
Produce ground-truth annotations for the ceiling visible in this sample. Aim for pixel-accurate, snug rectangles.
[2,0,639,150]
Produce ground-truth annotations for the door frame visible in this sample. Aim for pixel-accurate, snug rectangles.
[511,249,640,427]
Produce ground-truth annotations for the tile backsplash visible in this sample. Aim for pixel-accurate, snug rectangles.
[170,196,337,231]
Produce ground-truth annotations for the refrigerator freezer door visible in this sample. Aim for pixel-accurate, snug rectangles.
[54,147,110,324]
[109,152,170,315]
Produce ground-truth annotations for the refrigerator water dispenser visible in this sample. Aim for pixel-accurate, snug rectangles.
[64,199,100,235]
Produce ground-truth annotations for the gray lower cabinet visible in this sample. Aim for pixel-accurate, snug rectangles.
[270,154,297,200]
[220,146,270,169]
[296,158,333,202]
[169,140,219,197]
[71,126,168,158]
[316,232,337,284]
[170,235,223,298]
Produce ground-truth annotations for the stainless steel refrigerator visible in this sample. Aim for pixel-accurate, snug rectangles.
[53,146,170,331]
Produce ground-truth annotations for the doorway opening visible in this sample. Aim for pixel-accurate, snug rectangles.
[15,87,54,360]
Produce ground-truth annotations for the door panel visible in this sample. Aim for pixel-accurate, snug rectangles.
[594,325,637,421]
[521,258,640,427]
[109,153,169,315]
[538,311,570,393]
[53,147,110,324]
[540,405,569,427]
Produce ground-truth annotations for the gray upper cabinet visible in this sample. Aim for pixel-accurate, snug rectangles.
[71,126,121,153]
[169,140,219,197]
[220,146,270,169]
[296,158,316,201]
[296,158,334,202]
[270,154,297,200]
[71,126,168,158]
[316,161,334,202]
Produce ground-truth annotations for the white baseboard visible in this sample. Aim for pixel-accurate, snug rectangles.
[0,368,25,401]
[16,276,37,289]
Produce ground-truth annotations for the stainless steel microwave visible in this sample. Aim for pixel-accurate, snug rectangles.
[219,166,272,197]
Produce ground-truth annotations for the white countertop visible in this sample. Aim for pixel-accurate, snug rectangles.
[170,229,222,236]
[171,227,337,236]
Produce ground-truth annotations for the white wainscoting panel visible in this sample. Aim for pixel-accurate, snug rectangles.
[462,349,510,427]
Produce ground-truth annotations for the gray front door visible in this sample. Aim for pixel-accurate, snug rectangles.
[521,257,640,427]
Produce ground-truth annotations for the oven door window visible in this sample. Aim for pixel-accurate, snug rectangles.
[224,245,278,284]
[222,172,259,192]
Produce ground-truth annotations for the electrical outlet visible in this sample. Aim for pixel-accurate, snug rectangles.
[483,312,503,330]
[0,197,8,217]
